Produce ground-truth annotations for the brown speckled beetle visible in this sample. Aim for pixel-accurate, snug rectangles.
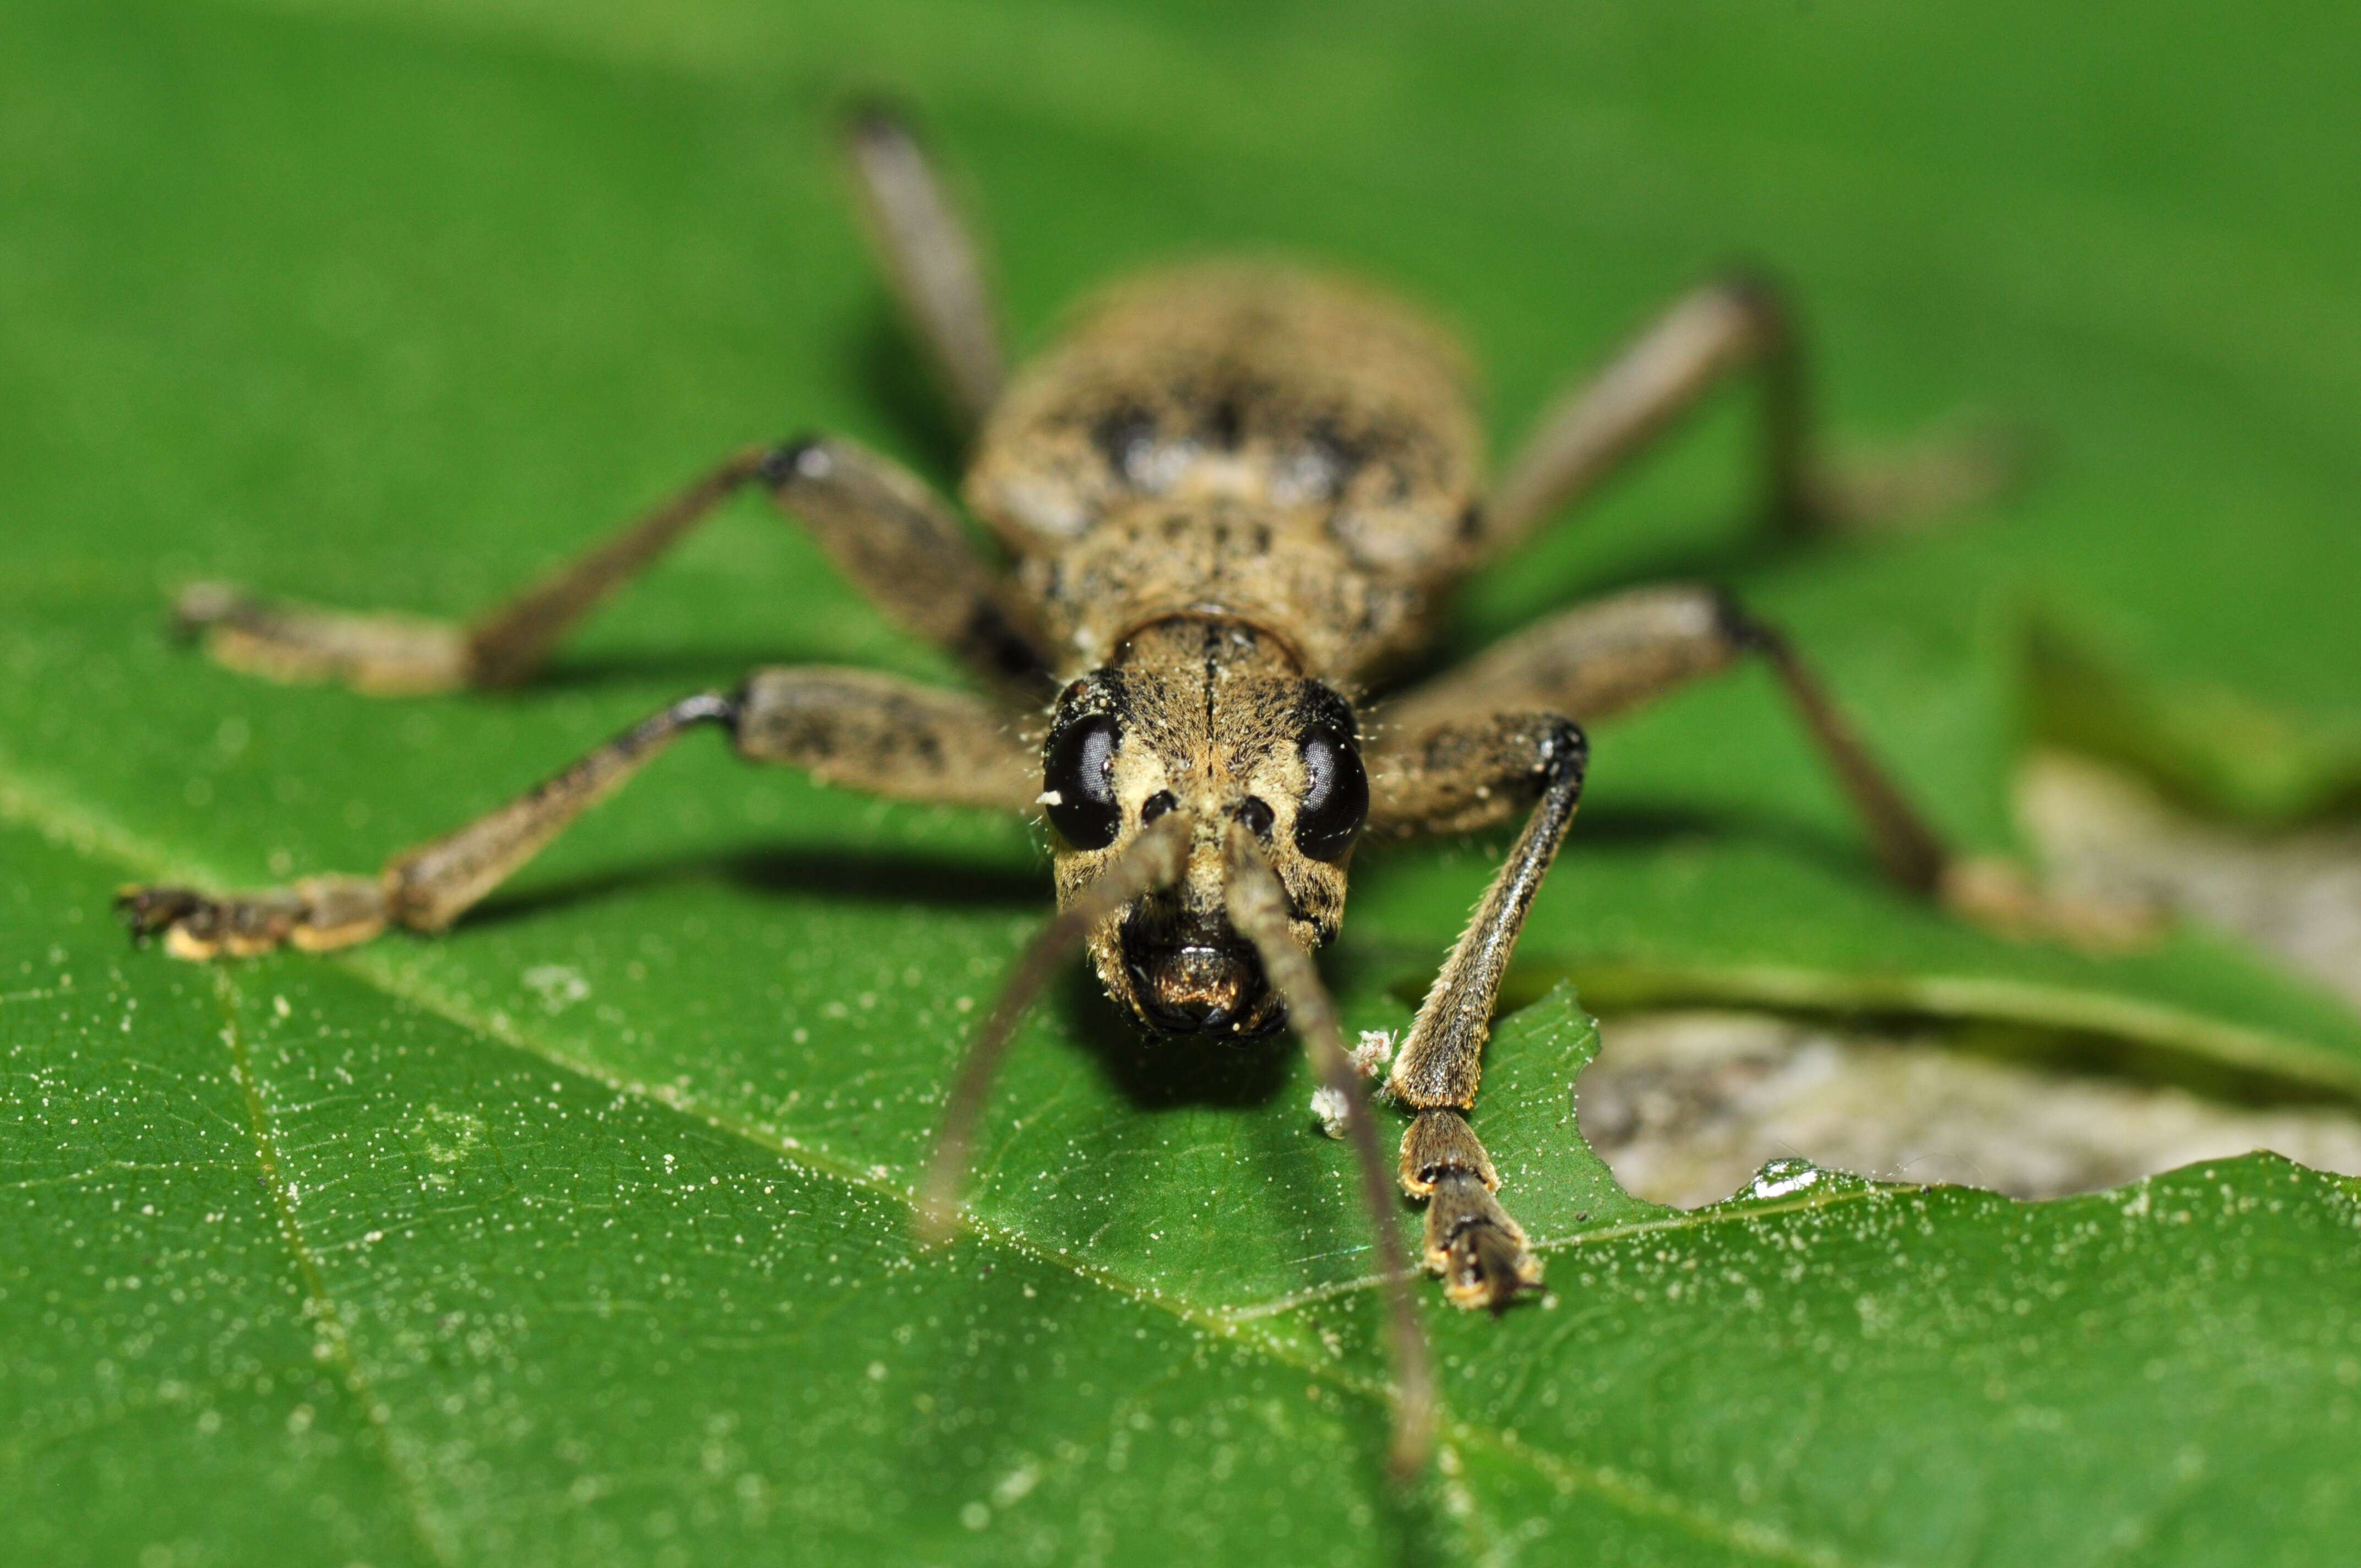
[121,105,2118,1472]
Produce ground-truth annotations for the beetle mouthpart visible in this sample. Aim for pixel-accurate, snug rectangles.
[1117,924,1283,1039]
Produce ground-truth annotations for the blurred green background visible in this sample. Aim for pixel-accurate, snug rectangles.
[4,2,2359,1564]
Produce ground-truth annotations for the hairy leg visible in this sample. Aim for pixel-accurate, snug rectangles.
[176,436,1057,704]
[1478,275,2019,556]
[1373,585,2152,938]
[1367,712,1592,1309]
[119,667,1037,959]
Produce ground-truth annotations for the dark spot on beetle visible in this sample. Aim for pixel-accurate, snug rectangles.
[1206,395,1243,451]
[1092,406,1158,484]
[1307,417,1366,487]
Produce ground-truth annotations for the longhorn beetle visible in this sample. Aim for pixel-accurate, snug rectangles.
[120,106,2109,1473]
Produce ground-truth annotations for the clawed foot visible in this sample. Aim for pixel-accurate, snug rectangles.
[173,582,471,695]
[116,875,388,960]
[1399,1108,1543,1310]
[1423,1172,1544,1309]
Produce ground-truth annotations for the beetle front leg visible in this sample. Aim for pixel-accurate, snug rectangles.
[119,668,1037,960]
[1400,1107,1536,1310]
[1370,713,1589,1308]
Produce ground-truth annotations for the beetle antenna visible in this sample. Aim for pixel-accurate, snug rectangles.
[915,812,1194,1244]
[1223,825,1437,1478]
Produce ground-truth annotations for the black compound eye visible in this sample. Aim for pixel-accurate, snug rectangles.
[1294,725,1368,862]
[1042,714,1122,849]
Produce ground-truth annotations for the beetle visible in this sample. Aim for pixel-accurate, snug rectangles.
[119,105,2105,1471]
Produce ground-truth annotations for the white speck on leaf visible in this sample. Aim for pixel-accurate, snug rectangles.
[1746,1159,1821,1200]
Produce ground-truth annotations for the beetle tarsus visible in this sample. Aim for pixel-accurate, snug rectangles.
[115,876,389,960]
[169,580,472,695]
[1425,1173,1543,1310]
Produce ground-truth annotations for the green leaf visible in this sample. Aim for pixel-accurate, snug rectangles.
[7,0,2361,1562]
[11,852,2360,1564]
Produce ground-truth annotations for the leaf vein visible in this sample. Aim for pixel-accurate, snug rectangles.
[210,967,466,1568]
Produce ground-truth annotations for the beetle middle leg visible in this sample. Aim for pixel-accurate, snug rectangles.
[1478,274,2022,554]
[118,667,1036,959]
[175,434,1057,704]
[178,106,1027,702]
[1373,584,2152,942]
[1358,590,2150,1298]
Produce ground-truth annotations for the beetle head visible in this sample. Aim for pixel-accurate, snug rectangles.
[1040,618,1367,1039]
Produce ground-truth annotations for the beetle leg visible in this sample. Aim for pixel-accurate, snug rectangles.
[1400,1107,1538,1311]
[1363,712,1591,1309]
[119,669,1038,960]
[173,436,1057,704]
[1478,273,2023,555]
[1371,584,2155,944]
[840,102,1008,433]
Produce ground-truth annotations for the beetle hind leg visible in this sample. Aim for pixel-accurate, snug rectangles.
[1480,273,2031,558]
[1800,413,2035,539]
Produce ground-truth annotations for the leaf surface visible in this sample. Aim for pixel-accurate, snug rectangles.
[6,1,2360,1562]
